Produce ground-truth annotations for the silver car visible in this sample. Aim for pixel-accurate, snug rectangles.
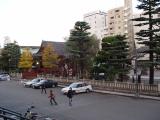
[23,78,43,87]
[61,82,92,94]
[0,74,10,81]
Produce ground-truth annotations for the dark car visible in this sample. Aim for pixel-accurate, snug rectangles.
[32,79,58,89]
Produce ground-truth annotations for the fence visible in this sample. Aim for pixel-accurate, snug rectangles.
[50,77,159,96]
[0,106,27,120]
[11,73,160,96]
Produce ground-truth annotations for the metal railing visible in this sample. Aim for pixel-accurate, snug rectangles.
[11,73,160,96]
[0,107,27,120]
[52,77,159,96]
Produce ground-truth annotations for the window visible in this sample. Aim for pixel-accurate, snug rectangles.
[115,10,119,12]
[77,84,82,88]
[82,83,87,87]
[110,16,114,19]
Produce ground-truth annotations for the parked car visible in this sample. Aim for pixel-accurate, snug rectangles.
[61,82,92,94]
[0,74,10,81]
[23,78,44,87]
[32,79,58,89]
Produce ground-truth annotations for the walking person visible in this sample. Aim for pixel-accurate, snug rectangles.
[41,84,47,94]
[48,90,58,105]
[67,87,73,106]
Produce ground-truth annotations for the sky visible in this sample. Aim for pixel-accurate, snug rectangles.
[0,0,139,47]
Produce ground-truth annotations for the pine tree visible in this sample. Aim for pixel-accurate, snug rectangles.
[66,21,99,78]
[0,42,20,72]
[93,35,130,81]
[132,0,160,84]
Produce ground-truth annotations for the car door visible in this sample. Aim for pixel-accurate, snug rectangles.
[76,84,83,93]
[44,80,49,87]
[48,80,53,87]
[81,83,87,92]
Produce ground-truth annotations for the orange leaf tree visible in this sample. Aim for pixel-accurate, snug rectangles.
[42,44,58,69]
[18,48,33,70]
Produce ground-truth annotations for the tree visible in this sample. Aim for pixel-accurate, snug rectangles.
[0,42,20,72]
[93,35,130,81]
[66,21,99,78]
[132,0,160,84]
[18,48,33,70]
[42,44,58,69]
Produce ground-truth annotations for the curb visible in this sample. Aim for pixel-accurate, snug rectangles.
[93,90,160,101]
[58,85,160,101]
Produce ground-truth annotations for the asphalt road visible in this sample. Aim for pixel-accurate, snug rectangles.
[0,80,160,120]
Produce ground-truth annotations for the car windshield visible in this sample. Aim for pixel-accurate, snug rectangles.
[0,74,8,76]
[69,83,78,88]
[39,80,46,83]
[32,79,39,82]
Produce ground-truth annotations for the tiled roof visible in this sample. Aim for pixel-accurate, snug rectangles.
[36,40,68,57]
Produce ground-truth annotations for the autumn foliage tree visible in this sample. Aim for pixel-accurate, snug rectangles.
[18,48,33,70]
[42,44,58,69]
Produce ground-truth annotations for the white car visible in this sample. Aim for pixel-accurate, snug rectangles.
[61,82,92,94]
[0,74,10,81]
[23,78,44,87]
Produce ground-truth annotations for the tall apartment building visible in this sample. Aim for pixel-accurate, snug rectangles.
[107,7,125,36]
[84,11,107,48]
[124,0,134,55]
[84,0,134,54]
[107,0,134,55]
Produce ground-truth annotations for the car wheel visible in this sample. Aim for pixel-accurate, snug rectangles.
[86,89,90,93]
[54,83,57,87]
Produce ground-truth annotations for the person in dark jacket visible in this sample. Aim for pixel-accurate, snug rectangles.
[48,90,58,105]
[41,84,46,94]
[67,87,73,106]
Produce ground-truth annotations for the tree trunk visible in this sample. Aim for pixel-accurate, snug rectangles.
[149,1,154,84]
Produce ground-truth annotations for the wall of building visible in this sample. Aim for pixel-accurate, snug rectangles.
[107,7,125,36]
[84,11,107,48]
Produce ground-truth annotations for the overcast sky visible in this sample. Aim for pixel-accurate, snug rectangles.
[0,0,139,47]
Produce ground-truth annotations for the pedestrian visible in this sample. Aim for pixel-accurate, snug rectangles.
[41,84,47,94]
[48,90,58,105]
[67,87,73,106]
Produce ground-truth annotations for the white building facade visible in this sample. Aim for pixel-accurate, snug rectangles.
[84,11,107,48]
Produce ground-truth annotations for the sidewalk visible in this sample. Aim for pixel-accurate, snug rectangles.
[93,89,160,101]
[58,85,160,101]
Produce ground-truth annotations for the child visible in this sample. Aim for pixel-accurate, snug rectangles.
[67,87,73,106]
[48,90,58,105]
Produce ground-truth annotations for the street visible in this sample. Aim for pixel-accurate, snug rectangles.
[0,80,160,120]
